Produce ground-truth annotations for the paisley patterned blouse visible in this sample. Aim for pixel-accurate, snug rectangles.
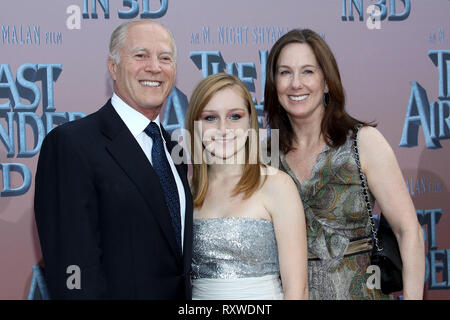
[279,130,392,300]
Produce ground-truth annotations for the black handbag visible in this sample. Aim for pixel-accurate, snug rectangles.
[352,125,403,294]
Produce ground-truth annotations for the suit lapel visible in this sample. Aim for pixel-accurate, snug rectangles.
[98,101,181,261]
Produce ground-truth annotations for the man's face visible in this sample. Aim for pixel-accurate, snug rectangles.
[109,22,176,117]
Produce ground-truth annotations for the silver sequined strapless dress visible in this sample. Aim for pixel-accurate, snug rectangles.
[191,217,284,300]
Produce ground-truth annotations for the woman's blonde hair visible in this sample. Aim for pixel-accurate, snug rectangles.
[185,73,264,208]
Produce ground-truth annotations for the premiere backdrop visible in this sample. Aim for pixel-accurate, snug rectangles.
[0,0,449,299]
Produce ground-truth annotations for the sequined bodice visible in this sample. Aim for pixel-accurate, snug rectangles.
[191,217,280,279]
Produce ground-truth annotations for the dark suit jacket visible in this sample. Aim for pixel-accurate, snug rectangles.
[34,100,193,299]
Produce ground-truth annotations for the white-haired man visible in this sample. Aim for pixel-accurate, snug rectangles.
[34,21,193,299]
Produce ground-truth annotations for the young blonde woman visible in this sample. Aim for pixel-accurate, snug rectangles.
[185,73,308,300]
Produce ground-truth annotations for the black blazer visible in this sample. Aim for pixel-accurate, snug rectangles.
[34,100,193,299]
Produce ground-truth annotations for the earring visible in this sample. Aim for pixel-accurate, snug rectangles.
[323,92,330,107]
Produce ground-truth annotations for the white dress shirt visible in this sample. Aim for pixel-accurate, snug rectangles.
[111,93,186,251]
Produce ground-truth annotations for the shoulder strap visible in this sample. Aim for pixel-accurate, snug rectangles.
[352,125,382,252]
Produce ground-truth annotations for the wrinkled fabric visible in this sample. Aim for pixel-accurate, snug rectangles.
[280,132,392,300]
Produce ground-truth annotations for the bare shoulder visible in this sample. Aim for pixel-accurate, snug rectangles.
[259,165,303,220]
[357,126,397,170]
[357,126,390,150]
[260,165,298,195]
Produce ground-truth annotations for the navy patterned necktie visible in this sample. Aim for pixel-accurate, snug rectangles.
[144,122,181,251]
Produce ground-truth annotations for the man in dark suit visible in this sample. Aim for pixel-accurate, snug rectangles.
[34,20,193,299]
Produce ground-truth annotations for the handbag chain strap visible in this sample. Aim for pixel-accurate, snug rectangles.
[352,124,383,252]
